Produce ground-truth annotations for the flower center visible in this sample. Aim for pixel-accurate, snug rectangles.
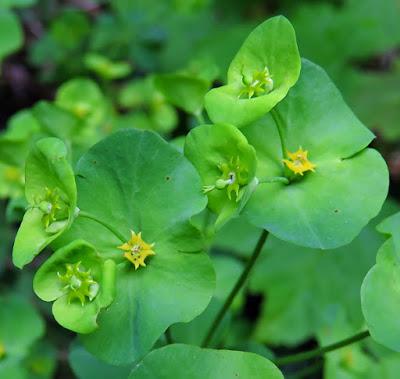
[283,147,316,176]
[239,66,274,99]
[203,156,249,201]
[58,262,99,306]
[36,187,68,229]
[118,231,156,270]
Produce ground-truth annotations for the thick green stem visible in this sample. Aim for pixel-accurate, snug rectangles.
[79,211,126,242]
[271,108,287,157]
[274,330,370,366]
[201,229,269,347]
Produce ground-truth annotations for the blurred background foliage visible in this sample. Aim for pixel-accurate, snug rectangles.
[0,0,400,378]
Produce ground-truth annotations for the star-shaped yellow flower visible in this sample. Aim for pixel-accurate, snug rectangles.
[283,147,316,176]
[118,231,156,270]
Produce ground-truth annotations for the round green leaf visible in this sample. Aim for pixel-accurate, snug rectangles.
[361,236,400,351]
[55,129,214,364]
[0,109,42,167]
[33,240,116,334]
[84,53,132,80]
[55,78,107,128]
[155,73,210,115]
[205,16,301,128]
[69,342,131,379]
[243,60,388,249]
[0,295,45,358]
[129,344,283,379]
[0,9,23,62]
[184,123,257,228]
[12,138,77,268]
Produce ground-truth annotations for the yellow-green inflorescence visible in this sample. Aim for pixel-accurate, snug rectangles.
[283,147,317,176]
[203,156,249,201]
[118,231,156,270]
[36,187,68,229]
[239,66,274,99]
[57,262,99,306]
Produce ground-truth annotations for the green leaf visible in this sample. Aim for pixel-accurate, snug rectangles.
[170,255,244,347]
[216,201,398,346]
[55,78,107,128]
[128,344,283,379]
[33,240,116,334]
[361,212,400,352]
[205,16,301,128]
[242,60,388,249]
[24,340,57,379]
[0,295,45,358]
[84,53,132,80]
[69,342,131,379]
[54,129,214,364]
[12,138,77,268]
[155,73,210,115]
[0,109,42,167]
[184,123,257,228]
[0,9,23,63]
[33,101,79,140]
[0,0,36,8]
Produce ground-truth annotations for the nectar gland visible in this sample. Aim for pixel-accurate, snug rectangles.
[118,231,156,270]
[239,66,274,99]
[283,147,316,176]
[58,262,99,306]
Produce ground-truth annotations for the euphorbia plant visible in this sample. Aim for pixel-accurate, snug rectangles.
[11,15,393,378]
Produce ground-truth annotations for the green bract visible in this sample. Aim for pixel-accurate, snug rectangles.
[242,60,388,249]
[361,212,400,352]
[84,53,132,80]
[155,72,210,116]
[184,123,257,228]
[12,138,77,268]
[0,9,22,64]
[55,129,214,364]
[205,16,301,128]
[55,78,107,129]
[129,344,283,379]
[33,240,116,334]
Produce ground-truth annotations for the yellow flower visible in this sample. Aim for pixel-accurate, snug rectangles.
[283,147,316,176]
[118,231,156,270]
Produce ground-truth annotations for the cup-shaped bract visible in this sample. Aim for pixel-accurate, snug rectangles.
[33,240,116,334]
[242,60,388,249]
[184,123,257,228]
[53,129,215,365]
[12,137,77,268]
[205,16,301,128]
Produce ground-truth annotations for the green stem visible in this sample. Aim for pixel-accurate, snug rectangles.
[79,210,126,242]
[201,229,269,347]
[271,108,287,156]
[258,176,289,185]
[274,330,370,366]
